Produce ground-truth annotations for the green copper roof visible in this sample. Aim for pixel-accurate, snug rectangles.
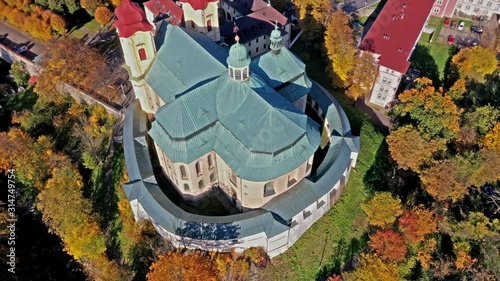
[227,41,251,68]
[145,25,227,104]
[149,74,320,181]
[250,47,311,102]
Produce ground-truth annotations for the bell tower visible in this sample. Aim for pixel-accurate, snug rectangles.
[180,0,220,42]
[114,0,156,113]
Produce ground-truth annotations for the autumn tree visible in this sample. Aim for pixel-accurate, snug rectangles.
[9,61,30,86]
[386,125,446,172]
[416,238,437,269]
[361,192,403,227]
[111,0,122,7]
[80,0,104,16]
[451,46,497,79]
[293,0,332,26]
[324,10,356,88]
[447,77,467,101]
[463,105,500,135]
[49,13,67,34]
[398,206,437,245]
[368,229,407,262]
[454,149,500,188]
[342,253,399,281]
[345,51,377,101]
[481,122,500,152]
[392,77,462,140]
[214,254,250,281]
[147,252,218,281]
[95,6,112,25]
[420,159,468,202]
[35,37,108,101]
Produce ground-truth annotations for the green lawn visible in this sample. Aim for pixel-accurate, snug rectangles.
[258,42,386,281]
[70,19,103,40]
[417,34,452,80]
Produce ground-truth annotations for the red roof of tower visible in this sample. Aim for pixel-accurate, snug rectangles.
[360,0,434,73]
[179,0,218,11]
[144,0,183,26]
[114,0,154,38]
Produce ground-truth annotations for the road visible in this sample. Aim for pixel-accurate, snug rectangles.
[0,21,47,60]
[341,0,381,13]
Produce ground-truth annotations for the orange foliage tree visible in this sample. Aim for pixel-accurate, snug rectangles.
[342,253,399,281]
[361,192,403,228]
[420,159,468,202]
[80,0,104,15]
[94,6,113,25]
[345,51,378,101]
[386,125,446,172]
[482,122,500,152]
[369,229,407,263]
[416,238,437,269]
[398,206,438,245]
[147,252,218,281]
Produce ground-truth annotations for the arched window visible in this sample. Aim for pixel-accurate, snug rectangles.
[264,182,276,197]
[198,180,204,189]
[184,184,189,191]
[138,48,147,61]
[207,18,212,32]
[210,172,216,183]
[208,155,214,169]
[195,161,202,176]
[180,165,187,179]
[190,21,196,29]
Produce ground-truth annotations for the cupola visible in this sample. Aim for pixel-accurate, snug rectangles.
[270,25,282,55]
[227,35,251,82]
[114,0,154,38]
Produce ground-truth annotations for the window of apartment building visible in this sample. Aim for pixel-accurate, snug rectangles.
[230,170,237,186]
[474,7,480,12]
[478,0,483,4]
[195,161,202,176]
[263,182,276,197]
[264,35,266,40]
[377,92,382,99]
[382,77,387,83]
[256,38,259,43]
[208,154,214,169]
[468,0,473,3]
[379,86,384,91]
[387,79,392,84]
[457,3,462,8]
[248,41,251,46]
[256,47,259,53]
[264,44,266,49]
[436,0,443,4]
[487,1,492,7]
[465,5,471,9]
[180,165,187,179]
[184,184,190,191]
[210,172,216,183]
[248,51,251,56]
[198,180,204,189]
[434,7,440,13]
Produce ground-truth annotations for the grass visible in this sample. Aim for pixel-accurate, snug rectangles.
[431,16,445,42]
[358,16,369,24]
[417,35,452,80]
[257,41,386,281]
[70,19,102,40]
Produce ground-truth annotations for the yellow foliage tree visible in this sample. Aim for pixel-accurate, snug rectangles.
[420,159,468,202]
[451,46,497,79]
[455,251,476,271]
[111,0,122,7]
[416,238,437,269]
[343,254,399,281]
[324,10,356,88]
[361,192,403,227]
[94,6,113,25]
[345,51,378,101]
[482,122,500,152]
[49,13,67,34]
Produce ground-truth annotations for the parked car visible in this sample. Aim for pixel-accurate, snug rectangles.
[471,26,483,34]
[14,45,28,53]
[447,35,455,45]
[458,21,465,30]
[444,18,450,26]
[450,21,457,28]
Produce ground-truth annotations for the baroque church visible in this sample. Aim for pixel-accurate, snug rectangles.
[117,0,359,256]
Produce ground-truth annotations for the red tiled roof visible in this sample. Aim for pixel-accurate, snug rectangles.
[179,0,218,10]
[114,0,154,38]
[144,0,183,26]
[247,6,288,26]
[360,0,434,73]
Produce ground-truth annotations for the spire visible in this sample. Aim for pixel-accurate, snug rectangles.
[114,0,153,38]
[270,24,282,55]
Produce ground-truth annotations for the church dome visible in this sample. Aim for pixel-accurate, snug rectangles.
[227,38,251,68]
[270,25,282,54]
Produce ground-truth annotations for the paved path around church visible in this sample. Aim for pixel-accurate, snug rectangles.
[0,21,47,58]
